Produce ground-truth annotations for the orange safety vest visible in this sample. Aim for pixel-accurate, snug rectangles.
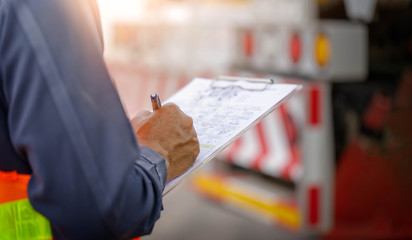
[0,171,141,240]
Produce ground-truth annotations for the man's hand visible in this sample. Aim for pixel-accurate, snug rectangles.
[130,103,200,182]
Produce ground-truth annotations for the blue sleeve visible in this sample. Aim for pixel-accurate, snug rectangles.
[0,0,167,239]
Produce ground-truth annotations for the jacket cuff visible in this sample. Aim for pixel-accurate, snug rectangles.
[135,146,167,190]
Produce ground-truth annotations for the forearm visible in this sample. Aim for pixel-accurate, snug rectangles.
[104,147,167,238]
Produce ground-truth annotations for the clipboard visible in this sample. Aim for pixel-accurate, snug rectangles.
[163,76,302,195]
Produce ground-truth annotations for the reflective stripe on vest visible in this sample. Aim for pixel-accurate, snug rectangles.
[0,199,52,240]
[0,171,53,240]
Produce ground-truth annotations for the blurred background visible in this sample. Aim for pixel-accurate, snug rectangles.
[96,0,412,239]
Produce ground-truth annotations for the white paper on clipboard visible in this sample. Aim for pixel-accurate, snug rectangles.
[163,77,302,195]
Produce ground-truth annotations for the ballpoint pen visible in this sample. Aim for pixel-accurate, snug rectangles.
[151,93,162,111]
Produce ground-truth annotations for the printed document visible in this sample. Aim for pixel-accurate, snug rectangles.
[163,77,301,194]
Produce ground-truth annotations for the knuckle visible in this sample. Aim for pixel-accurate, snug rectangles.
[186,116,194,126]
[162,103,177,112]
[167,103,179,110]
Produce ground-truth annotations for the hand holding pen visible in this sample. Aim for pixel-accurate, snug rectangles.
[129,93,200,181]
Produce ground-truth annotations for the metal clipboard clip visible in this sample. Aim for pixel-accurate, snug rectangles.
[211,75,276,91]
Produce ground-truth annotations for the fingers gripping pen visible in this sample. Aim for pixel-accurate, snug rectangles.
[151,93,162,111]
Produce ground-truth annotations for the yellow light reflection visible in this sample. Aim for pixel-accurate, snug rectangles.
[314,33,330,67]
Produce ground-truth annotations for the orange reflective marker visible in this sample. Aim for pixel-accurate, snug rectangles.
[314,33,330,67]
[290,33,301,64]
[244,30,254,58]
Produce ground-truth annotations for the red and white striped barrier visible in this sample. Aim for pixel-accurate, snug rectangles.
[221,90,303,181]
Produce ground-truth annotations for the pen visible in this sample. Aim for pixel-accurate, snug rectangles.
[151,93,162,111]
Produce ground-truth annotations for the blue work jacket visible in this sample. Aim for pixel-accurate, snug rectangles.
[0,0,167,239]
